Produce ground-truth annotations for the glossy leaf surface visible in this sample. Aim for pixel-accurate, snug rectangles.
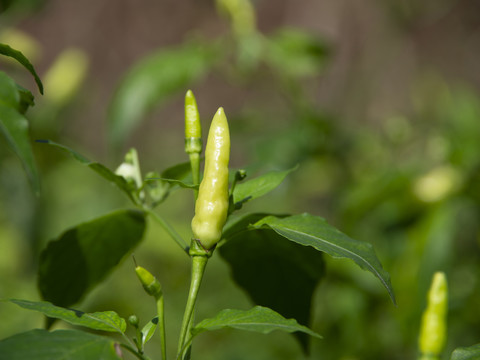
[38,209,146,307]
[220,224,324,351]
[232,166,297,205]
[8,299,126,333]
[253,213,396,304]
[141,317,158,346]
[221,212,274,241]
[192,306,321,338]
[0,329,121,360]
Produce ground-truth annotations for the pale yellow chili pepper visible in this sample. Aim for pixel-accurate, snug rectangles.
[419,272,448,360]
[191,107,230,250]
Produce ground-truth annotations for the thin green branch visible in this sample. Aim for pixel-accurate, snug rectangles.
[189,152,201,200]
[120,343,151,360]
[176,335,194,360]
[146,209,189,253]
[176,253,209,359]
[156,294,167,360]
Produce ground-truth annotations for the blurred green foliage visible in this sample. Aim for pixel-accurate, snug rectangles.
[1,0,480,359]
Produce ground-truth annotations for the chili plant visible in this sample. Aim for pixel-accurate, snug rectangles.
[3,38,480,359]
[0,74,400,358]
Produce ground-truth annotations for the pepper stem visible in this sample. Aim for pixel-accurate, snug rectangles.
[189,152,201,199]
[176,241,210,359]
[156,294,167,360]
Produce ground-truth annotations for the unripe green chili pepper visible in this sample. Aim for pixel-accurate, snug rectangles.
[184,90,202,155]
[135,266,162,299]
[419,272,448,359]
[185,90,202,199]
[191,107,230,250]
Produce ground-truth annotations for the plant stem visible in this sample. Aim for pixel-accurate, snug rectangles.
[181,310,195,360]
[176,250,209,359]
[156,294,167,360]
[189,152,200,199]
[146,209,189,253]
[120,343,151,360]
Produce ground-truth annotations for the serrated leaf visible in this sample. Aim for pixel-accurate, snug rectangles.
[8,299,126,333]
[192,306,321,339]
[38,209,146,307]
[232,166,297,205]
[253,213,396,304]
[108,41,216,146]
[141,316,158,346]
[37,140,137,204]
[0,329,121,360]
[219,226,324,352]
[0,43,43,94]
[451,344,480,360]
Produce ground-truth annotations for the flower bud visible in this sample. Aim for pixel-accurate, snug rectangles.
[135,266,162,299]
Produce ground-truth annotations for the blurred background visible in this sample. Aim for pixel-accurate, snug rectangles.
[1,0,480,359]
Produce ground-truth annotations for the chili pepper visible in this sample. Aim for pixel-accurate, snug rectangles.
[191,107,230,250]
[419,272,448,359]
[215,0,256,37]
[135,266,162,299]
[184,90,202,196]
[184,89,202,154]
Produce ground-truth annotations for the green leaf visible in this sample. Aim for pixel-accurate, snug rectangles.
[108,41,216,146]
[144,162,194,206]
[0,71,20,108]
[266,28,329,78]
[192,306,321,339]
[0,43,43,94]
[219,226,325,351]
[146,178,197,190]
[16,84,35,114]
[0,73,36,114]
[161,160,192,180]
[232,166,298,205]
[253,213,396,304]
[8,299,126,333]
[451,344,480,360]
[141,316,158,346]
[38,209,146,307]
[38,140,137,204]
[0,102,39,193]
[221,212,276,241]
[0,329,122,360]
